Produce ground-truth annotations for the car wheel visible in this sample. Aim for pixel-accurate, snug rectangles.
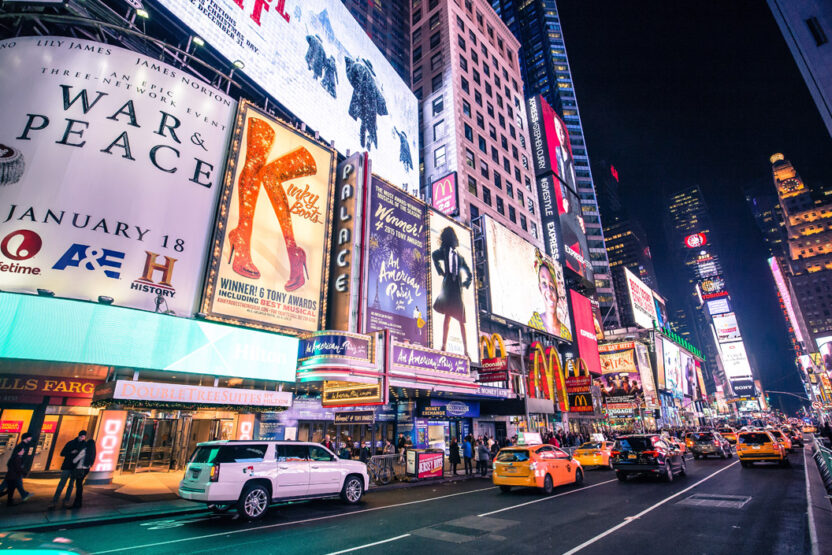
[720,449,727,460]
[341,475,364,504]
[238,484,269,521]
[543,474,554,495]
[780,458,791,468]
[208,503,232,513]
[575,468,584,485]
[741,461,751,468]
[664,462,674,482]
[499,485,512,493]
[616,470,627,481]
[679,459,687,476]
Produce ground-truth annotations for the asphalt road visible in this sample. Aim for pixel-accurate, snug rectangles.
[49,448,811,555]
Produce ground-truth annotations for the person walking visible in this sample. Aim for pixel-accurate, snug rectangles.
[50,431,87,509]
[382,439,394,455]
[322,434,334,451]
[463,435,474,476]
[69,436,96,509]
[476,440,491,477]
[449,438,461,476]
[0,434,33,506]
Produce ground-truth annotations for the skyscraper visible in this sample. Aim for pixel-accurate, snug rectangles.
[341,0,411,82]
[768,1,832,139]
[491,0,619,328]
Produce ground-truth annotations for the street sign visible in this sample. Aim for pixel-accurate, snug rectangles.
[812,401,822,409]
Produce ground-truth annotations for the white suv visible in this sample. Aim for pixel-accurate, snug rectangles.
[178,440,370,520]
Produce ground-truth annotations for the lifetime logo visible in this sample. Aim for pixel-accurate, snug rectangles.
[0,229,43,275]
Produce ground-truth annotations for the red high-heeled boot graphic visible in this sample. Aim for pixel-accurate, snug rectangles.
[257,147,317,292]
[227,118,275,279]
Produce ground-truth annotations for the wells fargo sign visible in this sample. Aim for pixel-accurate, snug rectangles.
[0,375,102,402]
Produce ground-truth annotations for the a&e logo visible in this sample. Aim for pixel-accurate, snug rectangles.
[52,244,125,278]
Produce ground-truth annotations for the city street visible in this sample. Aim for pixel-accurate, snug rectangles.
[49,450,810,555]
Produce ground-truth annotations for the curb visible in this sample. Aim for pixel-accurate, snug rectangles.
[805,444,832,555]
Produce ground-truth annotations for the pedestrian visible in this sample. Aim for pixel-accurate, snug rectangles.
[486,435,495,450]
[548,433,560,448]
[0,433,33,506]
[345,436,355,458]
[322,434,335,451]
[490,439,500,459]
[50,430,88,509]
[476,440,490,477]
[359,442,371,463]
[463,435,474,475]
[69,436,96,509]
[449,438,461,475]
[383,439,394,455]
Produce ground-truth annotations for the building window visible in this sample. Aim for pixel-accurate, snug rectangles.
[413,66,423,83]
[491,146,499,163]
[494,172,502,189]
[470,202,479,221]
[431,73,442,92]
[434,145,446,167]
[468,176,477,196]
[456,14,464,30]
[506,182,513,198]
[482,186,492,206]
[431,52,443,71]
[498,114,505,128]
[476,112,484,128]
[478,135,487,153]
[468,30,477,45]
[430,31,441,49]
[489,124,497,140]
[413,26,422,44]
[503,157,510,172]
[527,196,535,214]
[807,17,829,46]
[518,190,524,205]
[462,99,471,117]
[500,135,508,149]
[471,51,478,65]
[531,222,538,238]
[480,161,489,178]
[429,12,441,30]
[472,69,480,84]
[428,0,438,9]
[474,90,482,106]
[496,196,505,215]
[485,82,492,97]
[459,55,467,72]
[512,145,518,160]
[465,149,475,169]
[458,35,466,50]
[413,45,422,63]
[433,119,445,141]
[464,123,473,141]
[413,8,422,24]
[509,205,516,223]
[432,96,444,115]
[414,87,423,100]
[461,76,469,93]
[520,215,527,231]
[486,103,494,117]
[521,154,529,170]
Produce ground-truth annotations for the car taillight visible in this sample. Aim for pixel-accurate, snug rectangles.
[642,450,660,459]
[594,451,602,456]
[529,462,538,470]
[209,463,220,482]
[610,450,621,457]
[714,440,721,446]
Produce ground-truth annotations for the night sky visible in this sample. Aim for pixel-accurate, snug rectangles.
[557,0,832,414]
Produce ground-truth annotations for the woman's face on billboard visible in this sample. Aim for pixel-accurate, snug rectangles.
[538,265,556,310]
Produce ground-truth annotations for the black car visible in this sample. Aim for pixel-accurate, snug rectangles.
[689,431,732,459]
[612,434,686,482]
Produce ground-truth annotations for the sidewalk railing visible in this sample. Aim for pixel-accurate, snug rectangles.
[812,436,832,493]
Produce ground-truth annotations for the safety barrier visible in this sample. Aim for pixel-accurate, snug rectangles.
[812,436,832,493]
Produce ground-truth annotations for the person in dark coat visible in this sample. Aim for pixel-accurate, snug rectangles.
[432,226,473,356]
[449,438,461,475]
[462,435,474,476]
[50,430,86,508]
[345,57,387,150]
[69,437,96,509]
[0,433,32,506]
[321,55,338,98]
[476,440,491,477]
[393,127,413,171]
[305,34,326,80]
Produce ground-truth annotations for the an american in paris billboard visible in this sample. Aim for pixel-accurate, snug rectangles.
[154,0,419,194]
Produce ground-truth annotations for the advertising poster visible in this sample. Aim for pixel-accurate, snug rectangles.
[769,256,806,344]
[559,183,592,283]
[662,338,682,398]
[699,275,728,299]
[635,343,658,408]
[706,298,731,316]
[0,37,235,316]
[597,343,643,418]
[156,0,418,194]
[713,312,741,343]
[430,172,459,217]
[655,336,666,389]
[363,178,428,344]
[719,340,753,379]
[653,294,670,331]
[569,290,601,374]
[203,102,335,334]
[591,298,605,340]
[817,336,832,373]
[625,267,658,329]
[679,351,695,397]
[428,211,478,362]
[483,216,572,341]
[695,360,707,401]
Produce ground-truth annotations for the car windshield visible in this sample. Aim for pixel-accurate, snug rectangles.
[496,449,531,462]
[692,433,714,442]
[578,442,603,450]
[615,437,654,452]
[738,433,771,445]
[769,430,783,439]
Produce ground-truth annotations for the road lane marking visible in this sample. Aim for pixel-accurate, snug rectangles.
[90,486,497,554]
[477,479,617,517]
[804,446,820,555]
[325,534,411,555]
[562,460,739,555]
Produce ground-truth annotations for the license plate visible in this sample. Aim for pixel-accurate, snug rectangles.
[753,446,761,450]
[628,454,637,460]
[504,468,517,473]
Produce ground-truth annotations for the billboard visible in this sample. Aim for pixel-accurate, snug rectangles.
[706,298,731,316]
[428,211,479,362]
[526,96,577,193]
[0,36,235,316]
[719,340,753,379]
[559,181,592,282]
[662,338,682,398]
[483,216,572,341]
[591,298,605,340]
[684,233,707,248]
[430,172,459,217]
[624,267,658,329]
[155,0,418,193]
[699,275,728,300]
[816,336,832,372]
[653,294,669,330]
[570,290,601,374]
[712,312,741,343]
[636,342,658,408]
[679,351,695,397]
[655,336,665,389]
[768,256,805,344]
[202,102,335,334]
[597,342,643,418]
[363,177,428,345]
[535,172,566,265]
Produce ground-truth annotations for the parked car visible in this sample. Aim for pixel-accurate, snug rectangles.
[611,434,686,482]
[689,431,732,459]
[492,444,584,494]
[178,441,370,520]
[736,431,788,467]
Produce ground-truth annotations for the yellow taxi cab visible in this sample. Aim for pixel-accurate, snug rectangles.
[768,428,793,453]
[493,442,584,494]
[803,424,817,434]
[717,427,738,445]
[736,430,789,467]
[572,441,615,470]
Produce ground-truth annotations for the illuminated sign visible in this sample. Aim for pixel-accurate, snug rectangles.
[235,414,255,441]
[706,298,731,316]
[719,341,753,379]
[713,313,742,343]
[624,267,658,329]
[0,421,23,433]
[322,381,383,406]
[768,257,805,344]
[699,276,728,299]
[334,411,375,424]
[92,410,127,472]
[570,290,601,374]
[100,381,294,407]
[684,233,707,248]
[431,172,459,216]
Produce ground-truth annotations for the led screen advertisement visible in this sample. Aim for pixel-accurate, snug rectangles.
[655,336,666,389]
[483,216,572,341]
[679,350,695,397]
[769,256,805,344]
[597,342,643,418]
[699,275,728,300]
[706,298,731,316]
[154,0,418,194]
[625,267,658,329]
[428,211,479,362]
[662,338,682,398]
[0,37,235,316]
[559,182,592,283]
[363,177,429,345]
[202,102,335,335]
[713,312,741,343]
[816,336,832,373]
[636,343,658,408]
[570,290,601,374]
[430,172,459,217]
[719,340,753,379]
[653,294,669,331]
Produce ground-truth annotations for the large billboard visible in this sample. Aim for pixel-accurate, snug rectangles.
[679,350,695,397]
[428,211,479,362]
[526,95,577,193]
[483,216,572,341]
[699,275,728,300]
[719,340,753,379]
[363,177,428,345]
[662,338,682,398]
[570,290,601,374]
[625,267,658,329]
[597,342,643,418]
[0,37,234,316]
[706,298,731,316]
[768,256,806,344]
[712,312,741,343]
[156,0,418,193]
[202,102,335,334]
[430,172,459,217]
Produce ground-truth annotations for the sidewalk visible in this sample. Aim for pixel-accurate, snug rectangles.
[1,468,492,532]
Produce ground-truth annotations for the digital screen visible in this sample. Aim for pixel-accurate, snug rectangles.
[769,257,805,343]
[570,290,600,374]
[706,298,731,316]
[719,340,753,379]
[713,312,742,343]
[625,267,658,329]
[154,0,419,194]
[662,339,682,398]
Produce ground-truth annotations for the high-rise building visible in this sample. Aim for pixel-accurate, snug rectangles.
[491,0,619,328]
[768,1,832,139]
[413,0,540,246]
[341,0,411,82]
[770,153,832,347]
[745,183,788,259]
